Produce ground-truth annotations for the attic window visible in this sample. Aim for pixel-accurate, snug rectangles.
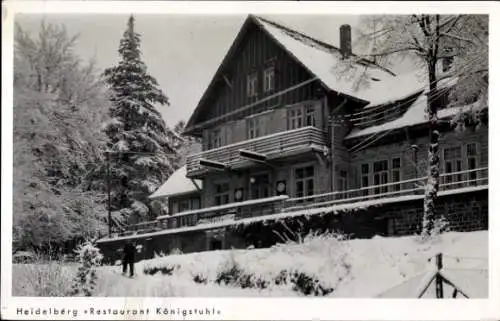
[247,72,258,97]
[263,67,275,92]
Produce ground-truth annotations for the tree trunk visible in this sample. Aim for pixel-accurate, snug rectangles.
[422,59,442,237]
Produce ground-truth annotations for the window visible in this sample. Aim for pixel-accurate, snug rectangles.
[214,182,230,206]
[373,160,389,195]
[211,129,222,149]
[294,166,315,198]
[250,173,271,199]
[443,146,462,189]
[305,103,316,127]
[180,215,194,227]
[247,72,258,97]
[178,199,190,213]
[180,215,195,227]
[288,107,303,130]
[191,198,201,210]
[337,170,348,199]
[466,143,478,186]
[361,163,370,196]
[287,103,317,130]
[263,67,275,92]
[247,117,260,139]
[391,158,401,192]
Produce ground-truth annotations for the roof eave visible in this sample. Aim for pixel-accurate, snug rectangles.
[185,15,255,131]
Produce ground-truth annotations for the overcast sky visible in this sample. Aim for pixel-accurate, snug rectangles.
[15,14,413,128]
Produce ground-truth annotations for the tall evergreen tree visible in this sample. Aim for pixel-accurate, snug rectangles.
[103,15,179,228]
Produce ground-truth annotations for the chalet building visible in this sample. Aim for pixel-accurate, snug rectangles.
[97,15,488,263]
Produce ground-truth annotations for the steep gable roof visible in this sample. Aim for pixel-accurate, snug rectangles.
[253,16,396,100]
[149,165,202,199]
[184,14,396,134]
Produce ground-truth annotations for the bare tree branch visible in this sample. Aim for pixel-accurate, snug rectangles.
[441,32,477,45]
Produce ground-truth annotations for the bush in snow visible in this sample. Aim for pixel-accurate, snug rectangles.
[215,263,269,290]
[214,251,269,289]
[69,241,103,296]
[154,251,167,258]
[192,274,208,284]
[170,248,183,255]
[143,264,179,276]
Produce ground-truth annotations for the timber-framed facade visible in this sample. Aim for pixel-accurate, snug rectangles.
[97,15,488,263]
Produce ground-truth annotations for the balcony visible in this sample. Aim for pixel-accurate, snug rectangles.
[186,126,328,178]
[112,167,488,239]
[285,167,489,211]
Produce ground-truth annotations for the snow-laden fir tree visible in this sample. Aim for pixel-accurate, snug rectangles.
[339,15,488,239]
[69,240,103,296]
[103,15,180,228]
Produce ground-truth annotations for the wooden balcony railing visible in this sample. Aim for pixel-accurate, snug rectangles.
[119,196,289,237]
[285,167,488,211]
[117,167,488,238]
[186,126,328,177]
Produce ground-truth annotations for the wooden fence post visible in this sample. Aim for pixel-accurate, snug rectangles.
[435,253,443,298]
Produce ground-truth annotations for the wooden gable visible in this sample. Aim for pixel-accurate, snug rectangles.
[184,15,326,136]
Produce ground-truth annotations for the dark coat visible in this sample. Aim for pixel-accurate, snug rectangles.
[123,242,136,261]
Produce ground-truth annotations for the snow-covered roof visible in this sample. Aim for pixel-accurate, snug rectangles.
[361,70,428,108]
[185,15,397,132]
[149,165,202,199]
[346,89,464,140]
[254,16,396,102]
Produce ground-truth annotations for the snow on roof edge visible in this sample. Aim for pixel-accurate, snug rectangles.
[149,165,202,199]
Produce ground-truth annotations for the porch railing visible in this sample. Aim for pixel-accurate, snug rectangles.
[118,167,488,238]
[185,126,327,177]
[285,167,488,211]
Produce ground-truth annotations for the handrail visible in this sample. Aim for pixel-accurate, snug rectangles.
[122,167,487,236]
[156,195,289,220]
[286,187,424,212]
[187,126,327,174]
[286,167,488,203]
[188,126,322,157]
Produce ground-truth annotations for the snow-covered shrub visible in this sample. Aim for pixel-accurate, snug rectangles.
[170,248,183,255]
[215,264,243,286]
[211,231,346,295]
[143,264,178,276]
[69,241,103,296]
[290,271,334,296]
[192,274,208,284]
[154,251,167,258]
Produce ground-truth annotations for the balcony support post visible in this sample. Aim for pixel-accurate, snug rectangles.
[191,179,202,193]
[314,152,326,168]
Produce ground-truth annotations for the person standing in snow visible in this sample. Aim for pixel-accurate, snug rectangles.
[122,240,136,277]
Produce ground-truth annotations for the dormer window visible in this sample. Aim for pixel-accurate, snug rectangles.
[247,72,258,97]
[263,67,275,92]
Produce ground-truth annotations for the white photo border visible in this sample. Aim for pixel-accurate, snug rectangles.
[2,1,499,320]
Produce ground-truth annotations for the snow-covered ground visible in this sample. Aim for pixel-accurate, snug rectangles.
[94,231,487,297]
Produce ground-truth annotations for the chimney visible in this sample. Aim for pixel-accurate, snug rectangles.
[340,24,352,59]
